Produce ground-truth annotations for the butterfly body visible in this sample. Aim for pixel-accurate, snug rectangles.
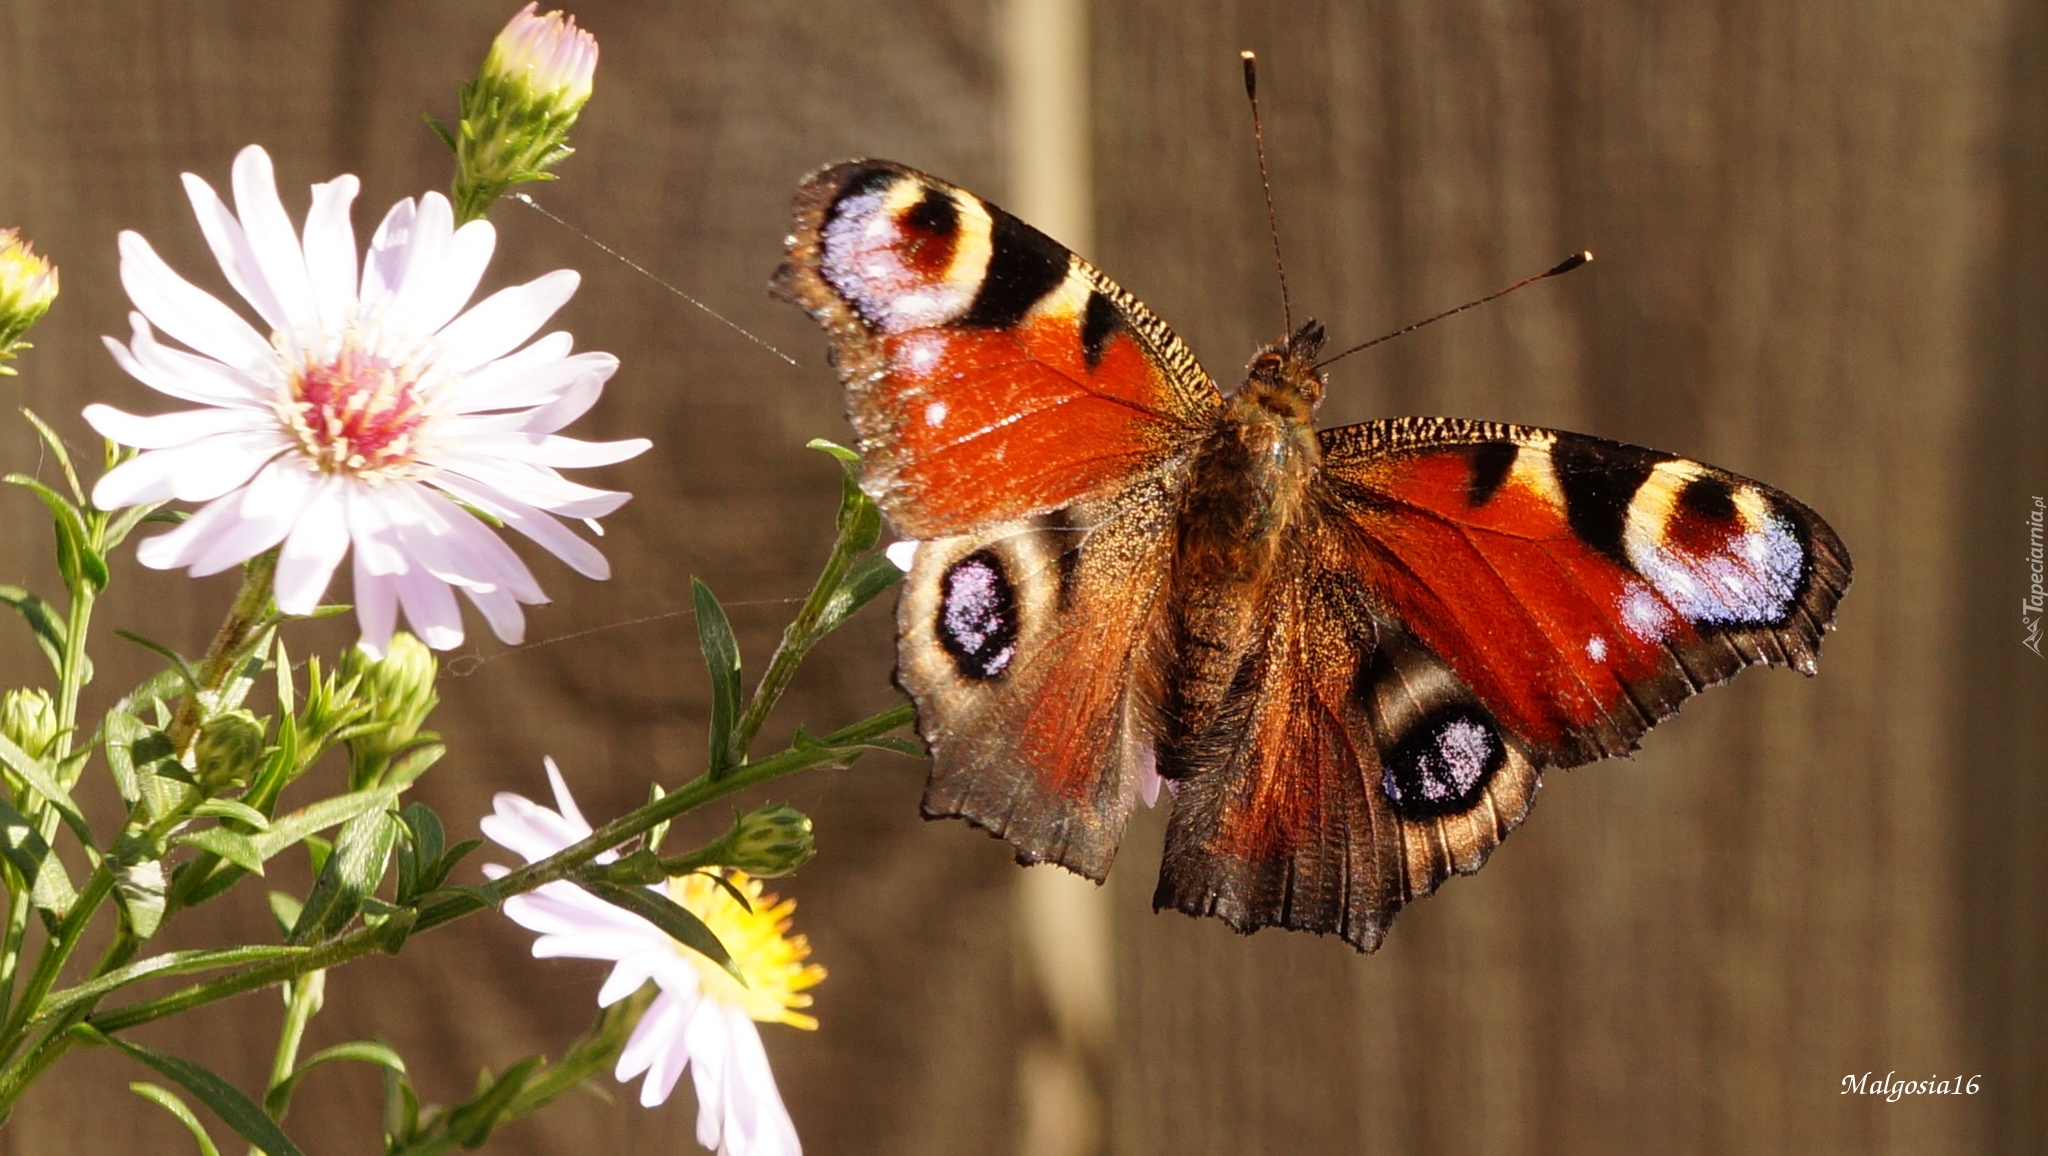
[774,160,1850,951]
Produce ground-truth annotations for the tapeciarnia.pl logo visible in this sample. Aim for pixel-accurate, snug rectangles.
[2026,496,2045,657]
[1841,1071,1981,1100]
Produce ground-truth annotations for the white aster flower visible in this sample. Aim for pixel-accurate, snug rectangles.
[86,144,648,654]
[482,758,824,1156]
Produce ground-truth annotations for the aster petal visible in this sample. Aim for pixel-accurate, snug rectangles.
[90,430,288,509]
[413,486,546,600]
[393,567,464,650]
[529,929,670,962]
[431,455,631,519]
[302,175,361,336]
[186,460,317,576]
[397,214,495,337]
[724,1008,801,1156]
[642,1001,698,1110]
[229,145,320,339]
[482,793,591,856]
[685,999,732,1128]
[511,369,608,432]
[542,755,589,828]
[432,270,580,373]
[618,988,692,1086]
[82,402,268,449]
[274,476,350,614]
[462,584,528,645]
[449,343,607,413]
[381,193,457,340]
[359,197,417,310]
[181,171,292,336]
[427,473,612,578]
[343,485,410,576]
[351,556,399,657]
[460,431,652,469]
[132,491,250,570]
[111,314,271,406]
[118,231,272,370]
[597,954,668,1007]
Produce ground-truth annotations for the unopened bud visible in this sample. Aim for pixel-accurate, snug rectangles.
[0,228,57,374]
[194,710,266,790]
[446,4,600,222]
[715,804,815,878]
[0,688,59,760]
[343,631,439,772]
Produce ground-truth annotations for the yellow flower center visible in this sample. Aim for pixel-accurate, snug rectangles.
[667,871,825,1030]
[281,343,429,477]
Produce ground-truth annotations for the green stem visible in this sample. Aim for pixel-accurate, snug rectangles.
[168,548,279,755]
[81,701,914,1037]
[730,523,867,764]
[259,968,324,1144]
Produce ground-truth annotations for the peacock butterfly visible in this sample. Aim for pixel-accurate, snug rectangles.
[771,159,1851,951]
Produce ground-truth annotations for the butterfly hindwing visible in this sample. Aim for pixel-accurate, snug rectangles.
[773,160,1222,539]
[897,482,1178,879]
[1316,417,1851,769]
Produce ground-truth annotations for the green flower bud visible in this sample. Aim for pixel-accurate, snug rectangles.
[0,688,59,760]
[715,804,815,878]
[0,228,57,375]
[445,4,600,223]
[194,710,266,790]
[341,631,439,775]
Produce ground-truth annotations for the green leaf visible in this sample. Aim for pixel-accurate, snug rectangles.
[443,1055,545,1148]
[128,1082,222,1156]
[806,552,905,645]
[268,891,303,937]
[174,828,264,876]
[575,877,744,985]
[383,740,444,788]
[190,798,269,830]
[645,782,671,853]
[251,786,401,862]
[0,583,67,674]
[114,630,200,692]
[0,730,93,848]
[693,578,743,777]
[393,802,443,904]
[103,709,145,806]
[84,1027,307,1156]
[382,1063,422,1146]
[7,473,107,593]
[20,409,86,507]
[36,945,306,1024]
[0,797,53,890]
[263,1040,406,1120]
[809,439,883,550]
[288,808,399,944]
[114,857,165,938]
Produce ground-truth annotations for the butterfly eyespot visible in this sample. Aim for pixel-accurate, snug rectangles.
[937,550,1020,680]
[1380,706,1505,819]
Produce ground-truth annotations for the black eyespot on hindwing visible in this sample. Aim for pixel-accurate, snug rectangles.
[1676,473,1738,522]
[937,551,1020,680]
[897,185,961,275]
[957,207,1071,330]
[1380,705,1506,819]
[1080,290,1122,369]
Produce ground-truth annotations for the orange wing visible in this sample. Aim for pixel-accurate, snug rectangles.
[773,160,1220,539]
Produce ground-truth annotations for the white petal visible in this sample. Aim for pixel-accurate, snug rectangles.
[542,756,588,828]
[110,314,272,406]
[133,492,248,570]
[397,214,495,336]
[725,1009,801,1156]
[510,370,606,432]
[457,431,652,469]
[360,197,417,310]
[351,555,398,656]
[449,344,608,413]
[618,989,691,1087]
[393,567,464,650]
[118,231,273,370]
[598,956,661,1007]
[885,541,919,571]
[415,486,546,599]
[82,403,267,450]
[181,171,291,336]
[642,1005,696,1109]
[274,478,349,614]
[302,175,361,335]
[90,430,287,509]
[433,270,580,374]
[427,473,612,578]
[344,486,409,577]
[685,1000,731,1131]
[382,193,456,340]
[230,145,320,339]
[186,460,316,576]
[429,454,631,519]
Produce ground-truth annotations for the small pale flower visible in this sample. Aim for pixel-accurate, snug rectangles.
[448,4,600,222]
[484,3,599,109]
[482,759,823,1156]
[0,228,58,372]
[85,144,648,655]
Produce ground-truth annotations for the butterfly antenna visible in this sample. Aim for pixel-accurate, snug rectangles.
[511,192,800,368]
[1316,251,1593,370]
[1241,50,1293,335]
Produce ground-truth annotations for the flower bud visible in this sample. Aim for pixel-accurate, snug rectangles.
[342,631,439,773]
[0,688,59,760]
[446,4,600,222]
[715,805,815,878]
[0,228,57,374]
[194,710,266,790]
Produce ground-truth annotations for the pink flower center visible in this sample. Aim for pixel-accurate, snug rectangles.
[284,346,428,476]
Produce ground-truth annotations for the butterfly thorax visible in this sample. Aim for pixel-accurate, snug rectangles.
[1161,324,1329,753]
